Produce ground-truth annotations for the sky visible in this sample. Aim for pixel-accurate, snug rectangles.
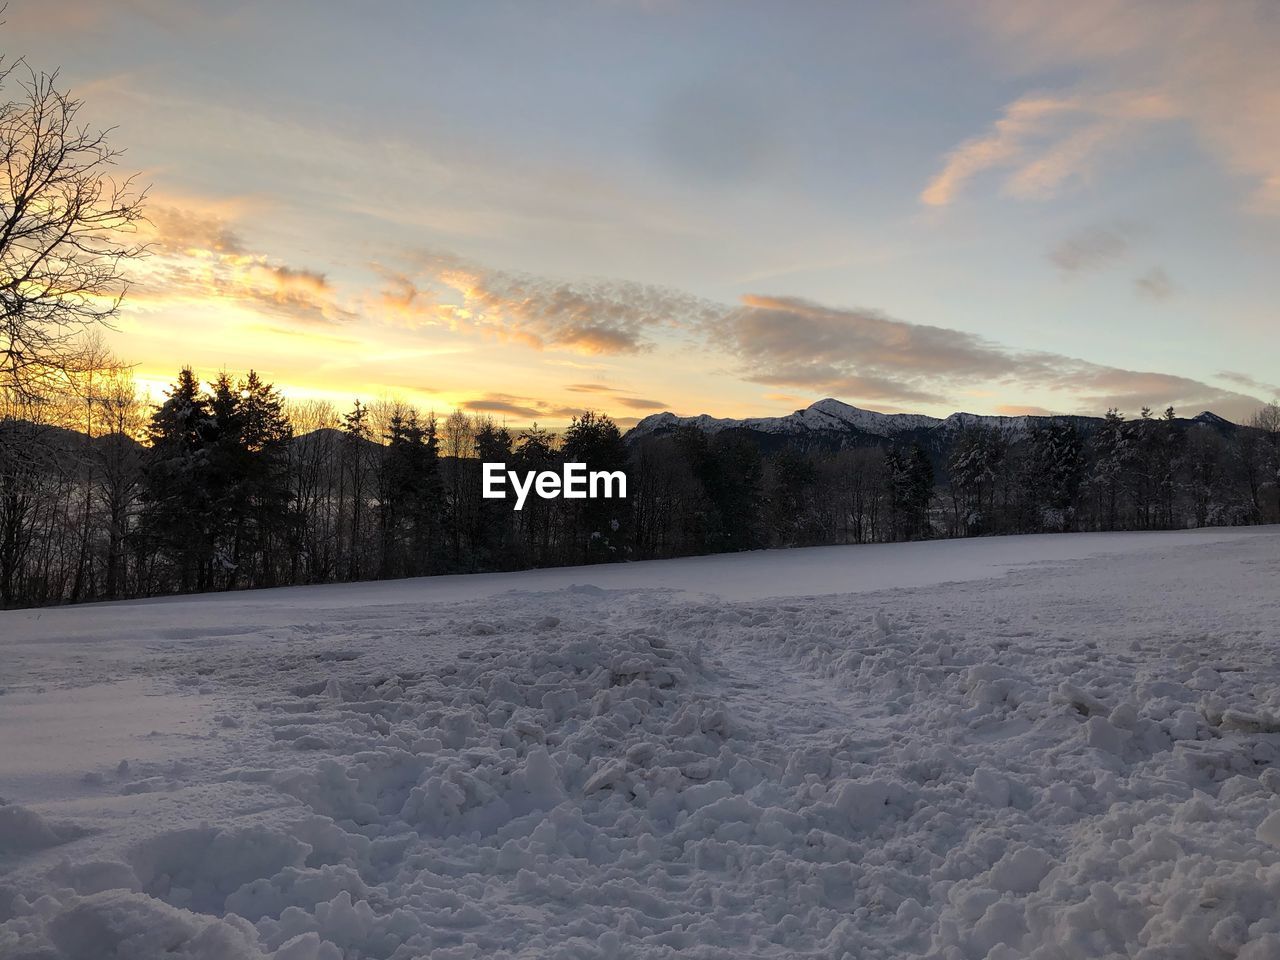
[9,0,1280,427]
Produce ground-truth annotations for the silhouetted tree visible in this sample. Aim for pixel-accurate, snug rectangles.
[561,411,628,563]
[138,368,217,591]
[0,60,146,403]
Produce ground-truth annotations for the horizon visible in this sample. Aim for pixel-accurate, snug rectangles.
[10,1,1280,429]
[20,384,1260,442]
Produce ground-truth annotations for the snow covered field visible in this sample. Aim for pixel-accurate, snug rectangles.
[2,527,1280,959]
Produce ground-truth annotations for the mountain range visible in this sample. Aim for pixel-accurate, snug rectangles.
[624,398,1238,451]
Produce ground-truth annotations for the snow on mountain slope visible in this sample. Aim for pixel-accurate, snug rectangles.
[627,398,1237,444]
[629,398,942,439]
[2,527,1280,959]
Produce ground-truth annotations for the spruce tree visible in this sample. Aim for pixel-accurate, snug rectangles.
[474,418,514,568]
[139,368,216,591]
[342,400,372,579]
[561,411,629,563]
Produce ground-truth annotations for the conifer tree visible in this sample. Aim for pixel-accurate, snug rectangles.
[139,368,216,591]
[1091,408,1129,530]
[1028,423,1084,531]
[474,418,514,568]
[561,411,628,563]
[342,400,372,580]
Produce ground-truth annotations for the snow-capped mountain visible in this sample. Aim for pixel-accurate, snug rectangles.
[628,399,942,440]
[1192,410,1234,428]
[626,398,1236,446]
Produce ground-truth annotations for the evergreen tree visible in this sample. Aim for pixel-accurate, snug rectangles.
[1091,408,1129,530]
[513,423,558,563]
[342,400,372,580]
[709,434,765,551]
[1028,423,1084,531]
[770,447,820,546]
[1183,424,1226,527]
[561,411,628,563]
[230,372,293,586]
[378,408,443,577]
[138,368,217,591]
[474,418,515,568]
[947,426,1006,536]
[886,444,933,540]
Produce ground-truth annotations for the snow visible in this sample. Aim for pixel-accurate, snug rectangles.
[628,398,943,439]
[626,398,1112,442]
[2,526,1280,958]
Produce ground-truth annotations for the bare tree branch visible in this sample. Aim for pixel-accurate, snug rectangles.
[0,59,148,405]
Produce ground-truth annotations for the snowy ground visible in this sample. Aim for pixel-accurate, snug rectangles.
[2,527,1280,959]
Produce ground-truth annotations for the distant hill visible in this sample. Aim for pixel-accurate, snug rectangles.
[624,398,1242,460]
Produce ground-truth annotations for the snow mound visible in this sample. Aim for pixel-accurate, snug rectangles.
[0,804,86,856]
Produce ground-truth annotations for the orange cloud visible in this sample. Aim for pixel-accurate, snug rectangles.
[951,1,1280,211]
[922,90,1175,206]
[373,253,721,355]
[131,200,353,327]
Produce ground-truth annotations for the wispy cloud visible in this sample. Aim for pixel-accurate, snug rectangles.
[1049,224,1135,273]
[374,252,1264,420]
[942,1,1280,211]
[1134,266,1175,300]
[615,396,669,410]
[1218,370,1279,397]
[134,198,354,327]
[716,293,1264,419]
[560,383,667,410]
[375,254,721,354]
[922,90,1174,206]
[461,393,594,422]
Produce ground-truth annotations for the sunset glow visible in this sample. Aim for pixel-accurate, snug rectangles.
[10,0,1280,426]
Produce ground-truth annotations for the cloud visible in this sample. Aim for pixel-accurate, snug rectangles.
[1218,370,1279,397]
[1134,266,1175,300]
[719,294,1026,404]
[922,95,1080,206]
[921,91,1173,205]
[616,397,668,410]
[948,1,1280,211]
[462,397,545,419]
[372,254,1260,422]
[1053,366,1261,419]
[461,393,590,422]
[251,264,331,298]
[717,293,1265,420]
[147,205,246,257]
[996,403,1057,416]
[1050,224,1134,273]
[135,201,354,327]
[459,389,663,426]
[375,253,722,354]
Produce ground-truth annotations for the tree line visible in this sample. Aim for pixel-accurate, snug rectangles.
[628,404,1280,556]
[0,365,636,606]
[3,54,1280,609]
[3,365,1279,607]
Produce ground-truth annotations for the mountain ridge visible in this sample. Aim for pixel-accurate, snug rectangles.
[625,398,1235,445]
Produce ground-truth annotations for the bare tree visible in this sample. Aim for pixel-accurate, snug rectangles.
[94,363,143,598]
[0,58,146,404]
[1253,401,1280,441]
[1251,401,1280,518]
